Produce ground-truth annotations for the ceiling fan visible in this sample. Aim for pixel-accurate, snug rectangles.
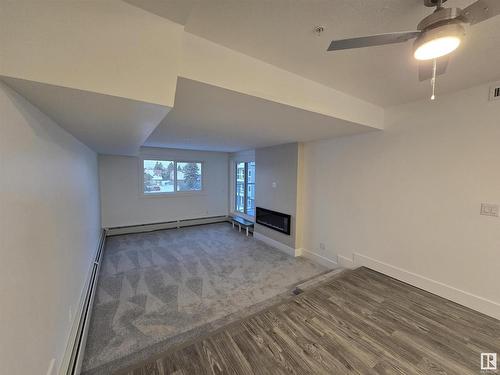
[327,0,500,98]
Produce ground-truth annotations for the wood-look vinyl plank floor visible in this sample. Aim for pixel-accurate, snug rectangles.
[119,267,500,375]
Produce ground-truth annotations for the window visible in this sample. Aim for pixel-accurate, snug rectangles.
[235,161,255,216]
[176,162,202,192]
[143,159,202,195]
[143,160,175,193]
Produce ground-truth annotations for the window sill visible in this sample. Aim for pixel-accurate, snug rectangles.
[230,211,255,222]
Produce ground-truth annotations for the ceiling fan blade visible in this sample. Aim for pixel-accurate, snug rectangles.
[327,31,421,51]
[418,57,449,82]
[462,0,500,25]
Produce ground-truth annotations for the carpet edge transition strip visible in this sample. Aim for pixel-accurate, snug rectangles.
[84,269,348,375]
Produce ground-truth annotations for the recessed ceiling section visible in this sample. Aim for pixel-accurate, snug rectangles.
[1,76,170,155]
[145,77,378,152]
[126,0,500,106]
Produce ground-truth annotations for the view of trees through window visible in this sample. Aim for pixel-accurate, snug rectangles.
[176,162,202,191]
[143,160,202,194]
[235,161,255,216]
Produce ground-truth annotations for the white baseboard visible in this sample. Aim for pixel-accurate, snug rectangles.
[301,249,338,269]
[338,254,355,269]
[254,232,301,257]
[353,252,500,320]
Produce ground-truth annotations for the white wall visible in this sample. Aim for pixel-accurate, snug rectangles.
[255,143,299,249]
[99,147,229,228]
[230,149,255,163]
[0,82,101,374]
[302,82,500,319]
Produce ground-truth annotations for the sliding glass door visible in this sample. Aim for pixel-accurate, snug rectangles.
[235,161,255,217]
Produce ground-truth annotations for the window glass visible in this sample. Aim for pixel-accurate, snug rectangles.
[247,161,255,184]
[143,160,174,194]
[235,162,245,212]
[235,161,255,216]
[176,162,202,191]
[246,162,255,216]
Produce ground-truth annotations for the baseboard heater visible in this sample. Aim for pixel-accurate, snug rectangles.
[106,215,229,236]
[64,215,228,373]
[66,229,106,375]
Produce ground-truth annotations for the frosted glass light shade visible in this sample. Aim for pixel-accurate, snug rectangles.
[414,36,461,60]
[413,23,465,61]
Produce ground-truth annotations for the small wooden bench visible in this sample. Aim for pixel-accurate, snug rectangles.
[231,216,254,236]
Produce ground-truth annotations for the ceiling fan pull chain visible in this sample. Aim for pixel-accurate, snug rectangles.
[430,58,437,100]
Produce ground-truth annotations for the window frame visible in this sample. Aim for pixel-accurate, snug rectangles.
[234,161,255,218]
[235,162,247,214]
[140,158,204,197]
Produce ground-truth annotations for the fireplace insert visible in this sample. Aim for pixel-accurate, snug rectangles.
[255,207,291,235]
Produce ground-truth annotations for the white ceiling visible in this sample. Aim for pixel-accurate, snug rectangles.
[123,0,196,25]
[1,76,170,155]
[145,77,376,152]
[5,1,499,155]
[127,0,500,106]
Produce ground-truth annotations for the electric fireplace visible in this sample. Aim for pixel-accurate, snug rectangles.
[255,207,291,235]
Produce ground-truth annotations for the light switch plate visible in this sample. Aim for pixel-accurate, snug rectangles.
[480,203,499,217]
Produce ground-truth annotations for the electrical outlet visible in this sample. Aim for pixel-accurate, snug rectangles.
[480,203,499,217]
[319,243,326,250]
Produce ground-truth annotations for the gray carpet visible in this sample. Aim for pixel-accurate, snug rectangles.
[81,222,327,374]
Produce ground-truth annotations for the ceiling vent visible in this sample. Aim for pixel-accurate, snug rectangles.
[489,85,500,101]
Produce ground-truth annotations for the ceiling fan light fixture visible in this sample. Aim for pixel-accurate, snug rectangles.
[414,36,461,60]
[413,23,465,61]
